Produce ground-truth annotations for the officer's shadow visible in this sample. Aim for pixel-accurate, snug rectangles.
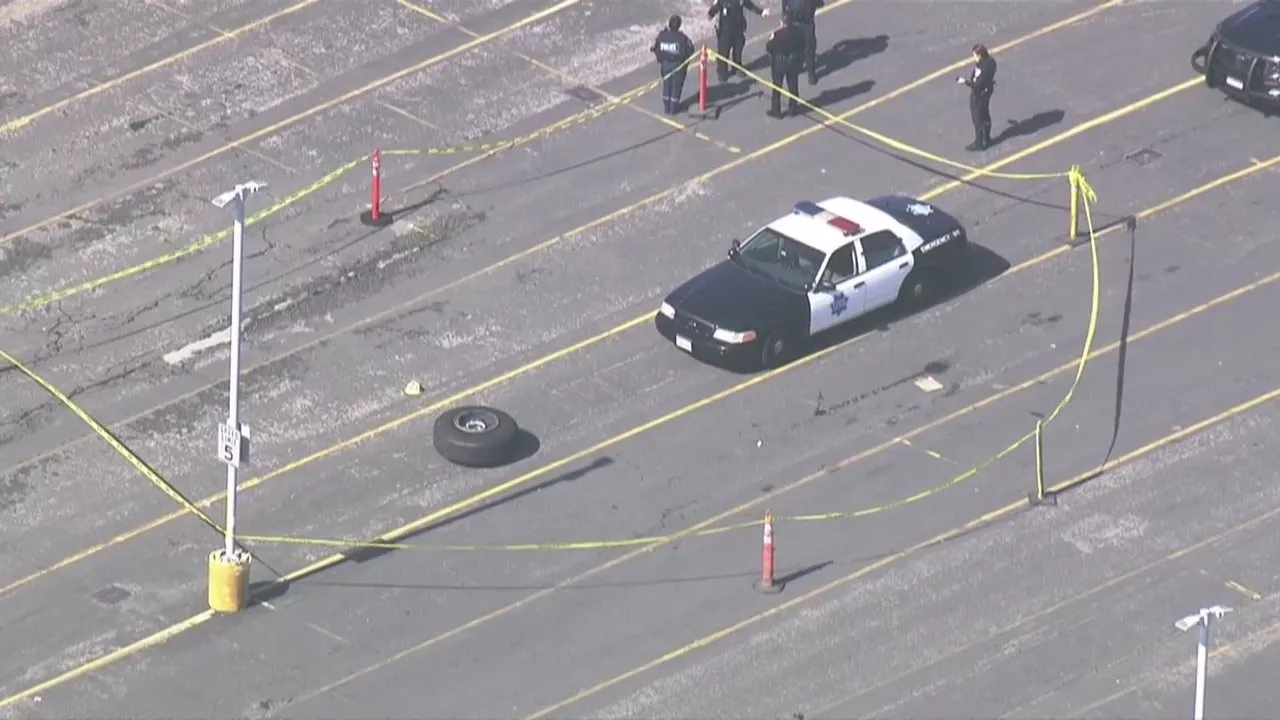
[698,77,763,115]
[990,109,1066,146]
[737,34,888,80]
[813,34,889,81]
[794,79,875,115]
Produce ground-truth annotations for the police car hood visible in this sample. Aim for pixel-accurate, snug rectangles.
[1219,0,1280,54]
[666,259,797,330]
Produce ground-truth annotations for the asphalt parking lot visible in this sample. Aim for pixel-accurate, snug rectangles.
[3,0,1279,717]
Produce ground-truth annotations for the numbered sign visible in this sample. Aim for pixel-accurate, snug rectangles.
[218,422,242,468]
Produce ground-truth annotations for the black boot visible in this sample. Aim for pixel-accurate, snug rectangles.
[979,124,992,149]
[965,131,982,152]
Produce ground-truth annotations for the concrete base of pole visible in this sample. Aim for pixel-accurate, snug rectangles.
[208,548,252,613]
[753,579,784,594]
[359,210,394,227]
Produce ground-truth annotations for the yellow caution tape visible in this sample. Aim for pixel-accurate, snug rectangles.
[0,157,366,316]
[0,55,697,318]
[709,50,1070,182]
[1,48,1099,557]
[381,73,672,158]
[231,177,1102,552]
[0,169,1099,556]
[0,347,227,538]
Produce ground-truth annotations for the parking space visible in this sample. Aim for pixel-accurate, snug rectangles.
[5,0,1280,717]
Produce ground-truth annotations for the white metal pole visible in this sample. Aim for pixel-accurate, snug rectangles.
[1194,617,1209,720]
[225,191,244,559]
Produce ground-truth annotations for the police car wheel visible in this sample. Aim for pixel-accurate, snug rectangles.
[899,271,933,309]
[760,333,791,369]
[433,406,520,467]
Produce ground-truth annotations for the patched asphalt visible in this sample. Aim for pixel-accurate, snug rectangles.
[3,0,1279,718]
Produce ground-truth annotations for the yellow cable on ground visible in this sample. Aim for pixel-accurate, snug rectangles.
[0,55,698,318]
[709,50,1070,182]
[0,168,1100,555]
[0,348,225,535]
[1,50,1100,556]
[233,172,1102,553]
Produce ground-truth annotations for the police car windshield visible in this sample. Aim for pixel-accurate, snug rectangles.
[734,227,824,292]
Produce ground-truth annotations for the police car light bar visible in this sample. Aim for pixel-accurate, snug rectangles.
[794,201,861,236]
[827,216,860,235]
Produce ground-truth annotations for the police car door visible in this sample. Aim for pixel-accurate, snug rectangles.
[856,229,913,311]
[807,240,868,335]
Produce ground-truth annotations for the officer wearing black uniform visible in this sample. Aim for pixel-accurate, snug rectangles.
[765,16,805,118]
[956,43,997,150]
[707,0,769,82]
[781,0,823,84]
[651,15,695,115]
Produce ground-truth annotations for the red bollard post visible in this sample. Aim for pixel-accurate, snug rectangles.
[359,149,394,227]
[689,44,717,120]
[698,44,709,114]
[754,510,783,594]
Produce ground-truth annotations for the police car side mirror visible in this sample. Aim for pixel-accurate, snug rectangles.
[728,239,741,258]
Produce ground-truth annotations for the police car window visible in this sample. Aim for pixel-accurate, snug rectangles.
[737,228,825,292]
[822,243,857,284]
[860,230,907,270]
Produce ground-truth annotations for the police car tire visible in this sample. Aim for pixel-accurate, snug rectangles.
[898,270,933,310]
[433,406,520,467]
[761,332,792,369]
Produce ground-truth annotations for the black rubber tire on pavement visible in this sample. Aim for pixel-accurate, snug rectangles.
[898,269,933,311]
[760,332,792,370]
[432,406,520,467]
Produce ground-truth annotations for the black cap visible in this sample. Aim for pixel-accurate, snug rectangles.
[668,14,681,31]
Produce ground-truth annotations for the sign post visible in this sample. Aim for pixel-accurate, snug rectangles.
[1175,605,1233,720]
[207,180,264,613]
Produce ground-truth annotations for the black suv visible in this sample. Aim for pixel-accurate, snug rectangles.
[1192,0,1280,110]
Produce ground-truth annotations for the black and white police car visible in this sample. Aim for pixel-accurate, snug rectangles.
[655,195,968,368]
[1192,0,1280,110]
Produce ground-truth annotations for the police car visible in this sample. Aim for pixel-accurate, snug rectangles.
[1192,0,1280,110]
[655,195,968,368]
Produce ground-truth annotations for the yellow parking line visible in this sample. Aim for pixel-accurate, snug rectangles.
[0,1,1155,710]
[0,0,326,136]
[1069,616,1280,717]
[258,163,1280,713]
[819,509,1280,718]
[394,0,740,153]
[0,0,589,246]
[522,386,1280,719]
[0,0,1133,603]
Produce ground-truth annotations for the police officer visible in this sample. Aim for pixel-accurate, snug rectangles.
[707,0,770,82]
[955,43,997,151]
[765,15,805,118]
[781,0,823,85]
[651,15,695,115]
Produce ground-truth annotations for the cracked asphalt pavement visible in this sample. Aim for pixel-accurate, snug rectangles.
[4,0,1280,718]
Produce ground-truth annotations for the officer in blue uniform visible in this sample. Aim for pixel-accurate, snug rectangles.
[956,43,997,150]
[651,15,695,115]
[765,15,805,118]
[707,0,770,82]
[782,0,823,84]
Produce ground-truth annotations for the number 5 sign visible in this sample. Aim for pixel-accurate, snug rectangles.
[217,422,248,468]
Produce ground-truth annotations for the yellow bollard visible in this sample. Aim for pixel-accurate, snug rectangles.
[208,548,252,613]
[1068,172,1080,240]
[1027,419,1056,507]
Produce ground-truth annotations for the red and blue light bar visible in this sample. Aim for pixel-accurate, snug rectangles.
[794,201,862,235]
